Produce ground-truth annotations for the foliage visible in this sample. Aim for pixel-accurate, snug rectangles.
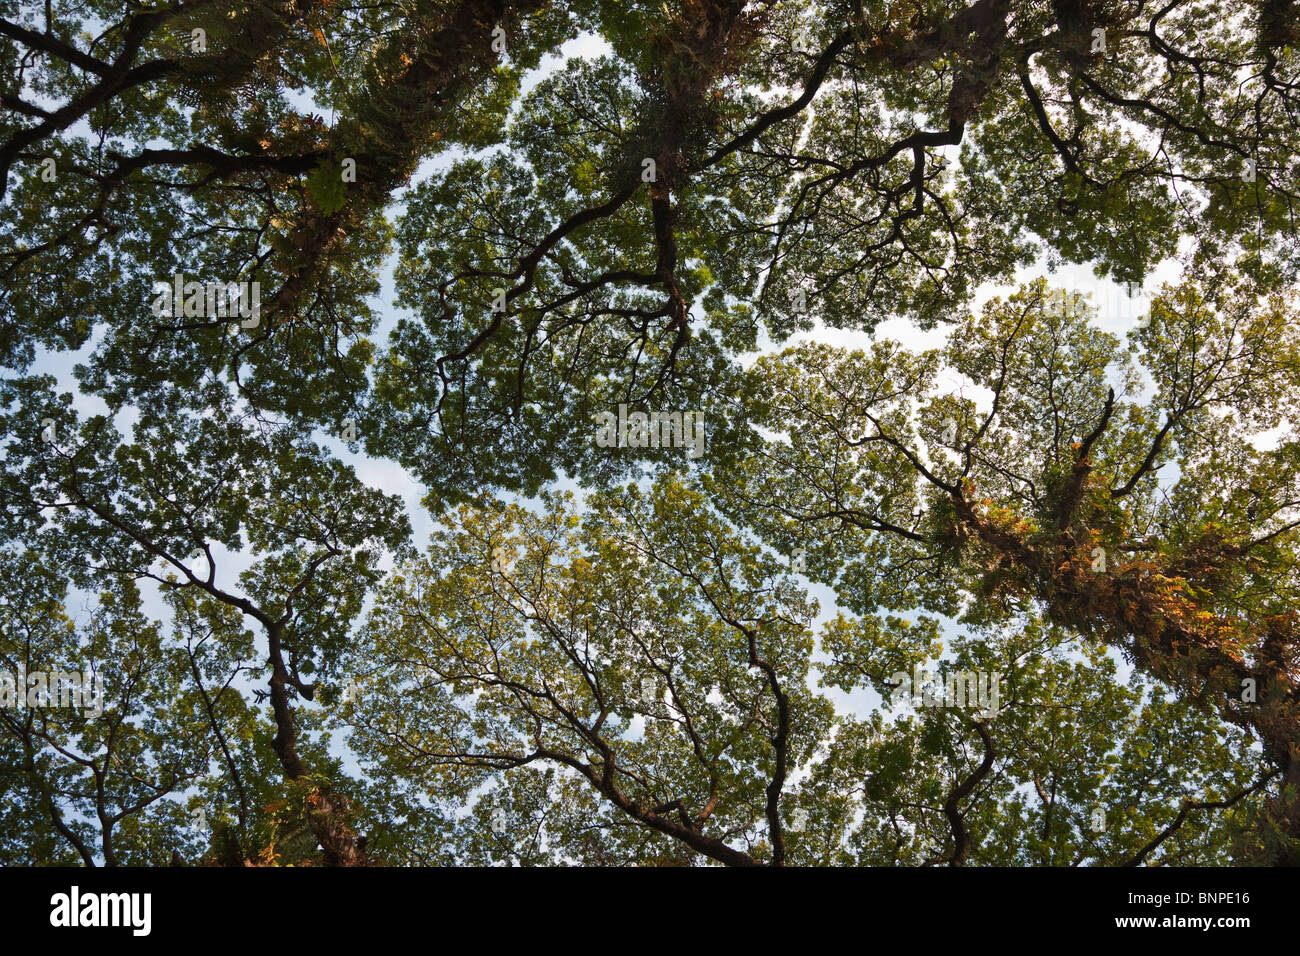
[3,0,1297,865]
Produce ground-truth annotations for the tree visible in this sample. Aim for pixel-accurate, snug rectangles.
[0,383,410,863]
[2,0,1297,865]
[340,476,1272,865]
[711,272,1300,862]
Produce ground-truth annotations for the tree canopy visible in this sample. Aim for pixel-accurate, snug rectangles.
[2,0,1297,866]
